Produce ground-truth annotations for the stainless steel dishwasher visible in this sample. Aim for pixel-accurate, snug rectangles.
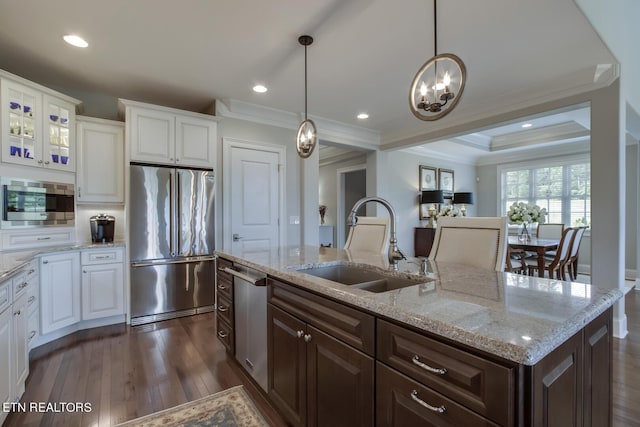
[221,263,268,391]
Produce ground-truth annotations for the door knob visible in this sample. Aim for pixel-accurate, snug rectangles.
[233,234,243,242]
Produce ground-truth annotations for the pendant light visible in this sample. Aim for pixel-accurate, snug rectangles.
[409,0,466,121]
[296,35,317,158]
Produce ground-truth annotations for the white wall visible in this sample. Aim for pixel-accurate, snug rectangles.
[319,155,367,231]
[75,205,126,243]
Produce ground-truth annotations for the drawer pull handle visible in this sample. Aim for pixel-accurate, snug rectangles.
[217,331,228,338]
[42,260,49,264]
[412,355,447,375]
[28,296,36,303]
[411,390,446,413]
[19,282,28,290]
[297,330,304,339]
[218,284,227,290]
[28,269,36,275]
[14,309,21,316]
[37,237,51,241]
[304,334,312,343]
[218,306,228,312]
[29,331,36,340]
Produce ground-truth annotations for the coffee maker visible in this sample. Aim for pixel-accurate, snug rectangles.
[90,214,115,243]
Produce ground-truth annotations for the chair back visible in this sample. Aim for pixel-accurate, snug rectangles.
[344,216,390,254]
[428,217,508,271]
[537,223,564,239]
[569,227,586,258]
[550,227,577,268]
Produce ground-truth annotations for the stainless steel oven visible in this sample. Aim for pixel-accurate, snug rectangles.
[1,177,75,228]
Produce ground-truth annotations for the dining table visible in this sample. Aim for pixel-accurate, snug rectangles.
[508,236,559,277]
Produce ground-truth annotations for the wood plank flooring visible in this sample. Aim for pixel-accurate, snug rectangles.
[4,290,640,427]
[3,313,287,427]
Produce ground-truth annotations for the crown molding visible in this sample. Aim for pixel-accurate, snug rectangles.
[402,145,478,166]
[216,98,381,150]
[490,121,589,151]
[476,139,591,166]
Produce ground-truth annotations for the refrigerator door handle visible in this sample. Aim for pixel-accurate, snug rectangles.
[176,170,181,257]
[169,170,175,257]
[131,256,216,268]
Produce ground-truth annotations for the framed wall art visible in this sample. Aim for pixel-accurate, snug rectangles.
[419,165,438,191]
[438,168,454,197]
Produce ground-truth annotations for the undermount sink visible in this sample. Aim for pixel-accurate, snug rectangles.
[293,264,428,293]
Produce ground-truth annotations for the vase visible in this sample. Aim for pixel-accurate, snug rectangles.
[518,223,531,242]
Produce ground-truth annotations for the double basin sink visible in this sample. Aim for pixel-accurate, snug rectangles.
[292,263,431,293]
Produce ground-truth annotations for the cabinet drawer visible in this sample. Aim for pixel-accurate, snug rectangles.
[268,278,375,356]
[216,257,233,282]
[216,318,234,354]
[26,282,38,316]
[12,272,28,299]
[216,258,233,301]
[1,227,75,250]
[377,319,514,426]
[217,294,234,326]
[377,362,499,427]
[28,309,39,347]
[81,248,124,265]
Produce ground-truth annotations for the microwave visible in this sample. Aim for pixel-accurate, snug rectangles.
[1,177,75,228]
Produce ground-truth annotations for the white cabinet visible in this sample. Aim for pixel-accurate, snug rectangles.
[122,99,217,168]
[0,227,76,251]
[0,279,12,426]
[40,252,80,334]
[81,247,125,320]
[76,117,125,203]
[1,73,80,171]
[11,292,28,399]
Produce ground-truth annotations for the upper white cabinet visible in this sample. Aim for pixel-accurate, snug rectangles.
[76,116,125,204]
[120,99,217,168]
[1,70,80,171]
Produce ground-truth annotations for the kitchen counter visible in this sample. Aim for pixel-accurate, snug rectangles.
[0,241,126,280]
[215,245,622,365]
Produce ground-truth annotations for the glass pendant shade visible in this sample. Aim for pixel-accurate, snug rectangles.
[410,53,466,121]
[296,119,317,158]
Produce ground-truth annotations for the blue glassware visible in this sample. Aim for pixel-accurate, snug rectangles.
[49,114,59,122]
[52,154,59,163]
[60,118,68,125]
[9,102,21,110]
[24,106,32,116]
[61,155,69,165]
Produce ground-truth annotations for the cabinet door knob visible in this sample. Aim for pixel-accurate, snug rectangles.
[44,160,50,165]
[218,305,228,312]
[218,284,227,290]
[304,334,312,343]
[217,331,228,339]
[410,390,446,413]
[296,330,304,339]
[83,270,87,273]
[42,260,49,264]
[38,160,44,164]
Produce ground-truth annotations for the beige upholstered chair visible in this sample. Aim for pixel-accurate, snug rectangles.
[344,216,390,254]
[428,217,509,271]
[537,223,564,239]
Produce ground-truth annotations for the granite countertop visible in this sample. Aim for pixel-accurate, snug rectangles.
[0,241,126,280]
[215,245,623,365]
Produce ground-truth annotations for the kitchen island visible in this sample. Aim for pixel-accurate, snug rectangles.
[215,246,622,426]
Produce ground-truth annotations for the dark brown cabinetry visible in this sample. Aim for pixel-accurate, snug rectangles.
[215,257,234,354]
[268,279,374,427]
[414,227,436,257]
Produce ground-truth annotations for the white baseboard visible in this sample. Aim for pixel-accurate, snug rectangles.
[32,315,125,349]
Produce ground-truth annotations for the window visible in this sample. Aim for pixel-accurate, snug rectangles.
[500,159,590,227]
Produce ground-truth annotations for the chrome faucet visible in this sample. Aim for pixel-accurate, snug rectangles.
[348,196,406,271]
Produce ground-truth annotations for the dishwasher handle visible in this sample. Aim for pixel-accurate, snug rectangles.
[222,267,266,286]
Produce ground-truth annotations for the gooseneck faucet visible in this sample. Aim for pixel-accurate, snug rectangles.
[348,196,406,271]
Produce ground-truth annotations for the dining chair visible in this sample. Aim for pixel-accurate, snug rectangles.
[506,246,526,274]
[565,227,587,280]
[525,227,577,279]
[428,217,508,271]
[537,223,564,239]
[344,216,390,254]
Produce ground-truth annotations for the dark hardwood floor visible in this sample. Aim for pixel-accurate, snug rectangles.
[4,290,639,427]
[4,313,287,427]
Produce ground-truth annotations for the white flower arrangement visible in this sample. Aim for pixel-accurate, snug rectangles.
[506,202,547,224]
[437,205,460,218]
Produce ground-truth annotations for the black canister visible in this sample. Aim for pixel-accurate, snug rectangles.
[90,214,115,243]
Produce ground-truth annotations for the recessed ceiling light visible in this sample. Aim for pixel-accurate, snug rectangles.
[521,123,533,128]
[521,335,532,341]
[63,34,88,48]
[253,85,268,93]
[357,113,369,120]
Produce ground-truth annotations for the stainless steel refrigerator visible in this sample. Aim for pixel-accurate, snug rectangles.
[129,164,215,326]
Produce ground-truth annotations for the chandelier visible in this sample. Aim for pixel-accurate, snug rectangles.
[296,35,317,158]
[409,0,466,121]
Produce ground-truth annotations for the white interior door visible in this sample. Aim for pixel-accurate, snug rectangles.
[224,139,282,251]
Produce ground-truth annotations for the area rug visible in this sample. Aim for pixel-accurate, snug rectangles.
[115,385,269,427]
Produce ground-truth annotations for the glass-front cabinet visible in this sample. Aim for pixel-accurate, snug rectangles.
[2,80,41,167]
[1,75,79,172]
